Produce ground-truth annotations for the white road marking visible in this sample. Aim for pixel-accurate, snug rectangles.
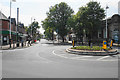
[52,50,118,61]
[52,50,68,59]
[97,56,110,60]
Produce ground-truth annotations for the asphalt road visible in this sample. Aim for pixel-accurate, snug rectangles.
[2,39,119,78]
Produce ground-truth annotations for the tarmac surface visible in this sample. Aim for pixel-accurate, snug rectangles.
[1,39,119,78]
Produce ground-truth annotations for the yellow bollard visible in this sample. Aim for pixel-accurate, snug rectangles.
[103,41,107,50]
[110,40,113,48]
[72,40,74,47]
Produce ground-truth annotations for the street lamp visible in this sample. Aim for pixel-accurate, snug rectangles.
[106,5,109,39]
[9,0,16,48]
[0,10,2,49]
[16,8,19,47]
[31,17,35,42]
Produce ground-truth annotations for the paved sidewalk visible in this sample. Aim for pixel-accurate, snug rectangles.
[0,41,32,50]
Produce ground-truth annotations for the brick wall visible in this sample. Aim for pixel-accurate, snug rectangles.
[2,20,9,31]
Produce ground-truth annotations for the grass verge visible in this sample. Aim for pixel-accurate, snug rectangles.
[71,46,111,51]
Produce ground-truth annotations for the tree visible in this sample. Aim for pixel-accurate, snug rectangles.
[74,6,88,43]
[44,27,53,40]
[86,1,105,39]
[46,2,74,42]
[73,1,105,45]
[27,21,40,41]
[42,18,53,40]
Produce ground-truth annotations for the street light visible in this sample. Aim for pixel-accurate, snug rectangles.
[106,5,109,39]
[0,10,2,49]
[31,17,32,37]
[9,0,16,48]
[16,8,19,47]
[31,17,35,42]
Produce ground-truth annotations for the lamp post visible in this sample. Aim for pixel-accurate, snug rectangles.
[106,5,109,39]
[31,17,35,43]
[9,0,12,48]
[31,17,33,44]
[31,17,32,37]
[16,8,19,47]
[0,10,2,49]
[9,0,16,48]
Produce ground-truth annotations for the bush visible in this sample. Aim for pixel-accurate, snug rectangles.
[71,46,111,51]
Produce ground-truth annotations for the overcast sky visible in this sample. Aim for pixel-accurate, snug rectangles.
[0,0,119,34]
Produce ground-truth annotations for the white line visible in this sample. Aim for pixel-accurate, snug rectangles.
[52,50,68,59]
[52,50,117,62]
[97,56,110,60]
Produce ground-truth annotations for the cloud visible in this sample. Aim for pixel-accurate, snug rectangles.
[0,0,119,34]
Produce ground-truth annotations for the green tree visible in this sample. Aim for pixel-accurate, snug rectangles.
[46,2,74,42]
[28,21,40,41]
[42,18,54,40]
[44,27,53,40]
[86,1,105,39]
[74,6,88,43]
[74,1,105,44]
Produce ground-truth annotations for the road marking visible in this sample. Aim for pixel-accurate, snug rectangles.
[52,50,68,59]
[52,50,118,61]
[97,56,110,60]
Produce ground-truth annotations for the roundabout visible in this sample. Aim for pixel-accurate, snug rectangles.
[66,48,118,56]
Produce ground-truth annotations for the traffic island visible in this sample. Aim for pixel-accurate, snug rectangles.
[66,46,118,56]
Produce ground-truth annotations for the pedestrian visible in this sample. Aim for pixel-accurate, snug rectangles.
[27,38,30,46]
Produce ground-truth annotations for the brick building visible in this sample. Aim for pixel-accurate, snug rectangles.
[0,11,27,45]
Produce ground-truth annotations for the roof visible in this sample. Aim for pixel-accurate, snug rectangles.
[0,11,8,20]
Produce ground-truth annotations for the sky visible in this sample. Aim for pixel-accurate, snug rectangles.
[0,0,119,34]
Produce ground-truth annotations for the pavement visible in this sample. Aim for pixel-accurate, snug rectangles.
[0,41,33,50]
[1,39,120,78]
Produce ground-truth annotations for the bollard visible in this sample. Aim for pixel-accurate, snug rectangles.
[110,40,113,49]
[9,39,11,48]
[13,41,14,48]
[103,41,107,50]
[72,40,74,47]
